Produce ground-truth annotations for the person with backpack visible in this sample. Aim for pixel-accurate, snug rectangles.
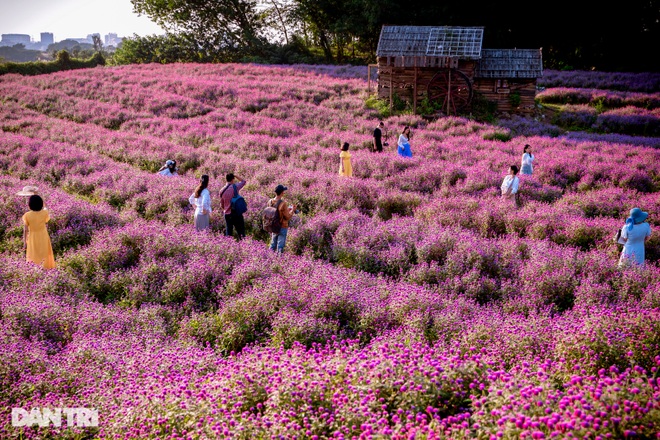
[220,173,247,240]
[265,184,295,253]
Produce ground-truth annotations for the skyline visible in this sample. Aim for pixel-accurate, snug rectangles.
[0,0,165,42]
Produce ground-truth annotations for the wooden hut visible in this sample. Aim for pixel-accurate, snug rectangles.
[474,49,543,114]
[375,25,543,115]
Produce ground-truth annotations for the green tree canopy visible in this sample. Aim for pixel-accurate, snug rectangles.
[131,0,269,61]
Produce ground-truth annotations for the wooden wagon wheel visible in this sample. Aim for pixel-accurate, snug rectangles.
[427,68,473,115]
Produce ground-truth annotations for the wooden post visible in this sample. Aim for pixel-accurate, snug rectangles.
[446,69,452,115]
[367,64,371,91]
[413,58,418,115]
[389,67,393,113]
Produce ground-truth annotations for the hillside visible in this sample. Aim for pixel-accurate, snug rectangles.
[1,63,659,439]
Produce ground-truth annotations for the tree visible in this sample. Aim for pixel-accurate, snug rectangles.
[92,35,103,52]
[130,0,269,61]
[111,34,206,65]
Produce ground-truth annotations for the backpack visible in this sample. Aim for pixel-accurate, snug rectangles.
[262,199,283,234]
[222,184,248,215]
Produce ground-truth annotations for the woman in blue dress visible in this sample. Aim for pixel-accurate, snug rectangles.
[397,126,413,158]
[618,207,652,268]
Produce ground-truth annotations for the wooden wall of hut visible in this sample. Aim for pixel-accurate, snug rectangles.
[473,79,537,114]
[376,57,537,115]
[376,59,477,106]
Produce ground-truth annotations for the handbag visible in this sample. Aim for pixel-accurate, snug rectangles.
[614,227,626,245]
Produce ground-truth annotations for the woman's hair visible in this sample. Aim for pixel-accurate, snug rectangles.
[523,144,531,154]
[341,142,349,151]
[402,126,410,134]
[28,194,44,211]
[194,174,209,198]
[510,165,520,175]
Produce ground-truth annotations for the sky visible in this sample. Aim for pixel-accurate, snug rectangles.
[0,0,165,42]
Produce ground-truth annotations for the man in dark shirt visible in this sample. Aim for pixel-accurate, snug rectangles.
[373,121,385,152]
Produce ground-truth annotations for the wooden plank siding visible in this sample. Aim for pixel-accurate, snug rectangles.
[376,60,477,103]
[473,79,537,114]
[376,58,538,114]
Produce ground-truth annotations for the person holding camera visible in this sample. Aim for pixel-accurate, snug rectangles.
[268,184,296,253]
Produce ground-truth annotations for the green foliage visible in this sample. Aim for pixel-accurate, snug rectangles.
[482,131,512,142]
[130,0,269,62]
[469,92,498,123]
[376,193,421,221]
[364,94,392,118]
[508,91,521,108]
[417,96,443,115]
[0,51,105,76]
[111,34,208,65]
[0,45,43,63]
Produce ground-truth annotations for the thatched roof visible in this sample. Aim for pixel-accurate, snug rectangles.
[475,49,543,78]
[376,25,484,59]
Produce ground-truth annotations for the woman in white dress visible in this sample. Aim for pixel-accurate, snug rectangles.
[189,174,212,231]
[500,165,520,207]
[520,144,534,175]
[618,207,652,267]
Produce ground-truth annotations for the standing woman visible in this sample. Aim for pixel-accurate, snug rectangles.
[501,165,520,207]
[22,194,56,269]
[339,142,353,177]
[618,207,652,268]
[397,126,413,158]
[520,144,534,175]
[189,174,212,231]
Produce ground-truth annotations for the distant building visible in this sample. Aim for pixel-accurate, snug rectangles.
[1,34,31,47]
[104,33,123,47]
[40,32,54,46]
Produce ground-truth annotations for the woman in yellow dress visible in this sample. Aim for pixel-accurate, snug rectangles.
[22,194,56,269]
[339,142,353,177]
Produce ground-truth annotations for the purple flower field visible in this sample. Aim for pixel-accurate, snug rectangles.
[1,63,660,439]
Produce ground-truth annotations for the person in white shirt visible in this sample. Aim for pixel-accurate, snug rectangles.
[520,145,534,175]
[189,174,212,231]
[501,165,520,207]
[158,159,178,176]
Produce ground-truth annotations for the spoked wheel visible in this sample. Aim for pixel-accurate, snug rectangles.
[427,68,473,115]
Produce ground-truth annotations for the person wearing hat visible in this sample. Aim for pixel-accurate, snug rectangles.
[22,194,56,269]
[16,185,39,197]
[618,207,652,267]
[268,184,295,253]
[158,160,178,176]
